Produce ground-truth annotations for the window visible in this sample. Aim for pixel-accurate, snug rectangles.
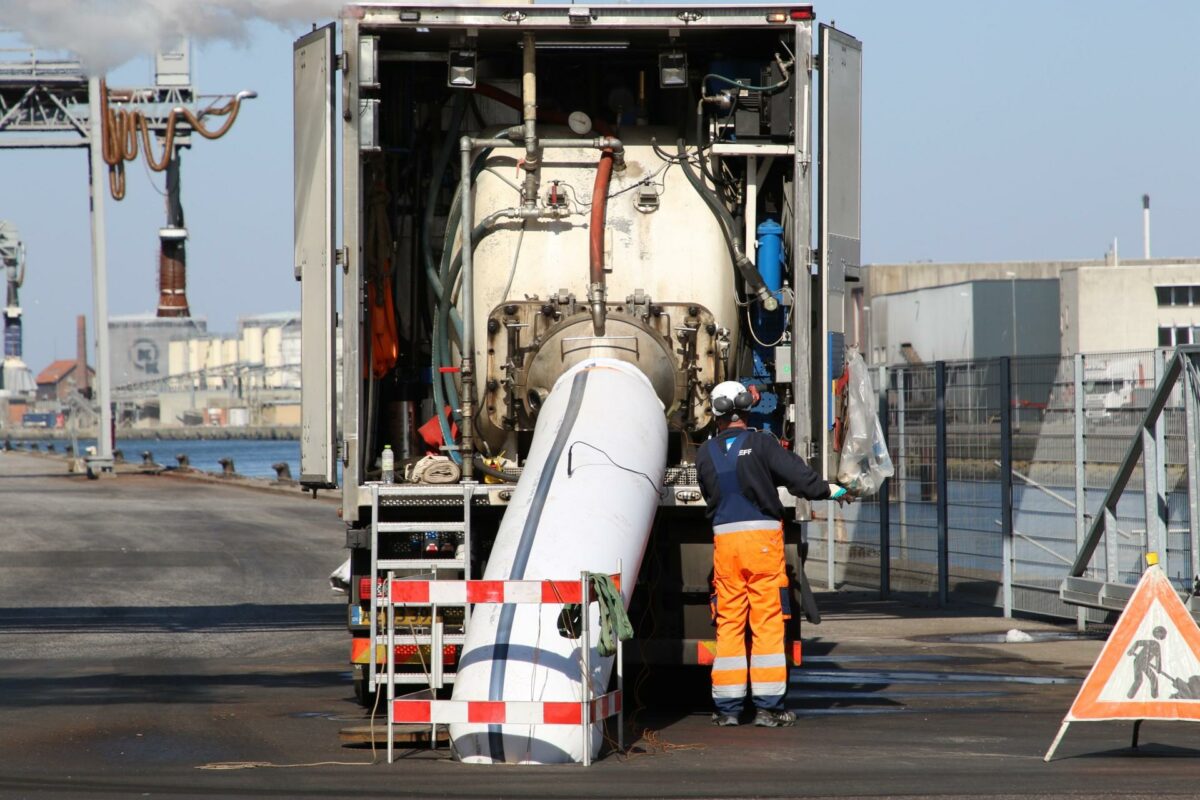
[1177,327,1192,345]
[1160,327,1173,346]
[1155,285,1200,307]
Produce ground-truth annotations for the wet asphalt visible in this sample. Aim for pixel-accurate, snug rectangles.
[5,449,1200,799]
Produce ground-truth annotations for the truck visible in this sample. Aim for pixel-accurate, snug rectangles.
[1082,356,1143,419]
[293,3,861,763]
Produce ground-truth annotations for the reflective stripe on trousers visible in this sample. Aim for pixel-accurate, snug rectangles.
[711,524,788,714]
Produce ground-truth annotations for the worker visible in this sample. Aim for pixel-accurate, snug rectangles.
[697,380,849,727]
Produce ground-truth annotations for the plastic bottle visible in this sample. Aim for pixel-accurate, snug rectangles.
[381,444,395,484]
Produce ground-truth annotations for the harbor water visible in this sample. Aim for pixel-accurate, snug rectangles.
[72,437,300,480]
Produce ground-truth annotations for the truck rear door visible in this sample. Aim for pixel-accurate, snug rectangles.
[293,23,338,489]
[818,24,862,475]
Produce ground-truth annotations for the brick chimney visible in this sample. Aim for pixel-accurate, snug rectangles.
[76,314,90,394]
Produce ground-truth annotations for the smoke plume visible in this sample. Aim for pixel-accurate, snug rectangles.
[0,0,341,73]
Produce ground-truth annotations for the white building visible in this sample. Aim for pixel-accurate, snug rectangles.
[865,258,1200,363]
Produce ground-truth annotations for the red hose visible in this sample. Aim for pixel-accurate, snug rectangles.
[589,149,614,286]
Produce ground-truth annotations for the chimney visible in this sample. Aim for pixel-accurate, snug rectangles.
[76,314,90,393]
[1142,194,1151,260]
[157,152,190,317]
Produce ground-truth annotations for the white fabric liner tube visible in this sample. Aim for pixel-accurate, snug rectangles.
[450,357,667,764]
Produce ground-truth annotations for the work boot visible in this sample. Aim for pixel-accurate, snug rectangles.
[753,708,796,728]
[711,712,740,727]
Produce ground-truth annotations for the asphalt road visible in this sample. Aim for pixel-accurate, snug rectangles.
[5,449,1200,799]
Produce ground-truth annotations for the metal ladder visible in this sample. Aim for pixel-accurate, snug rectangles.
[367,482,475,697]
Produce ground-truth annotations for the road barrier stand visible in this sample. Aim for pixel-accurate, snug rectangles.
[381,570,624,765]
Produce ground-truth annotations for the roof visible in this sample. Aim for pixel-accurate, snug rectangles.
[238,311,300,328]
[36,359,78,384]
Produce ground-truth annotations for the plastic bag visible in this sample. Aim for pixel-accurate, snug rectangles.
[836,350,894,496]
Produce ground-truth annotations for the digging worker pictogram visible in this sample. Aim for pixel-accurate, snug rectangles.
[1126,626,1167,699]
[696,380,850,727]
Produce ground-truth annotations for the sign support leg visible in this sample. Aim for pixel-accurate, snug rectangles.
[1043,720,1070,762]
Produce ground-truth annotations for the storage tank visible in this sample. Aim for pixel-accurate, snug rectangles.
[454,129,740,450]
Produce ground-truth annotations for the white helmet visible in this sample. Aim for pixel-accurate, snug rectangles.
[710,380,755,418]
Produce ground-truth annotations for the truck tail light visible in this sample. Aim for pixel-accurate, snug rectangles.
[790,8,815,20]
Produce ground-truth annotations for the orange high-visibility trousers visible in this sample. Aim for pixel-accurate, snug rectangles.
[711,522,789,714]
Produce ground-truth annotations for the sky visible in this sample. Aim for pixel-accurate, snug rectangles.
[2,0,1199,375]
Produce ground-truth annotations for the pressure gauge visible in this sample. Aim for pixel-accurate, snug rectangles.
[568,111,592,135]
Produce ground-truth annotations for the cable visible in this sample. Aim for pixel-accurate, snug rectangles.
[745,287,795,349]
[701,71,790,94]
[500,220,526,303]
[482,166,524,195]
[566,440,664,498]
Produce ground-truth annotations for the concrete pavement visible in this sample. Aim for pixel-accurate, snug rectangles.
[4,449,1200,799]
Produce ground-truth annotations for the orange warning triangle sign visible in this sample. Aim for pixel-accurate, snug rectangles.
[1067,564,1200,722]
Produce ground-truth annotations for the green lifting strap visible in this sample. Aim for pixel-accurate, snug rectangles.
[557,573,633,657]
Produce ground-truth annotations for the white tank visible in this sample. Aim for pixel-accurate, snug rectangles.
[462,127,741,411]
[450,357,667,764]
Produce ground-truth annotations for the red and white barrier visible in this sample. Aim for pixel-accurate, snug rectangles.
[381,568,625,766]
[392,691,621,726]
[386,575,620,606]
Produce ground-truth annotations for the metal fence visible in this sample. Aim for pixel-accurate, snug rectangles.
[808,348,1199,624]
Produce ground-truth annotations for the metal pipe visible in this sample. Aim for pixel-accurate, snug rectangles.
[459,136,476,481]
[467,135,624,165]
[86,76,114,470]
[521,32,539,209]
[1073,353,1087,630]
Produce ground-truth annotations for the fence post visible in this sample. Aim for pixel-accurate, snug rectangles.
[999,357,1014,618]
[1073,352,1087,631]
[827,499,836,591]
[897,367,908,555]
[879,365,891,599]
[1154,350,1169,569]
[935,360,949,607]
[1143,352,1167,569]
[1184,359,1200,611]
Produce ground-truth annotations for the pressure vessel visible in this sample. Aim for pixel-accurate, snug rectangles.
[450,357,667,763]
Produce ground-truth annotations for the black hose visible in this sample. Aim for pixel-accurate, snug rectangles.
[676,138,776,309]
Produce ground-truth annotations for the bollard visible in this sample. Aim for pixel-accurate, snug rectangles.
[272,461,293,481]
[176,453,190,470]
[113,449,125,464]
[218,457,236,477]
[142,450,155,467]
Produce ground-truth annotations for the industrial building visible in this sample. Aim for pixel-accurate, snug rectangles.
[108,311,305,430]
[862,257,1200,365]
